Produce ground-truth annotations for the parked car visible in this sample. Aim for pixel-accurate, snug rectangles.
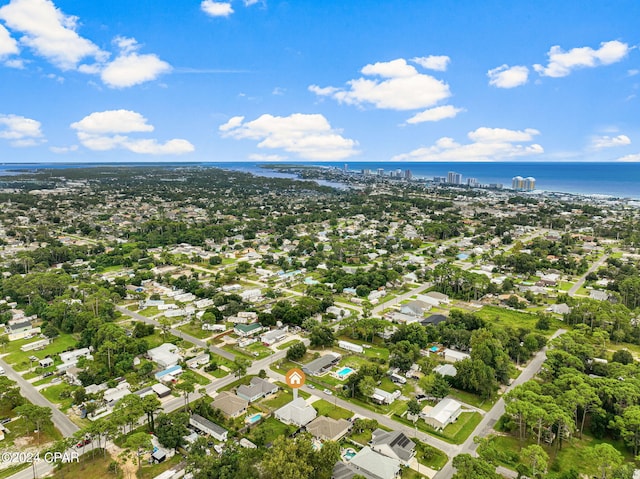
[323,388,332,395]
[76,438,91,448]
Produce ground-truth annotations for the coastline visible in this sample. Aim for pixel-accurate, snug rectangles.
[1,161,639,201]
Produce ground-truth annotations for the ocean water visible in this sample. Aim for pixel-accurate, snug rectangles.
[1,161,639,199]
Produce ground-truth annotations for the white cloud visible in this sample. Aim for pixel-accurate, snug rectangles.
[99,36,171,88]
[4,58,24,68]
[0,0,106,70]
[201,1,234,17]
[628,69,639,77]
[591,134,631,149]
[392,126,543,162]
[272,87,285,95]
[220,113,359,160]
[309,58,451,111]
[617,153,640,162]
[71,109,194,155]
[0,113,44,147]
[70,110,154,134]
[405,105,463,124]
[411,55,450,71]
[243,0,260,5]
[49,144,78,153]
[468,127,539,142]
[0,24,19,57]
[487,64,529,88]
[534,40,630,78]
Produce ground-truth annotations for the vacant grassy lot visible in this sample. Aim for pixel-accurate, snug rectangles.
[247,416,296,446]
[475,305,561,336]
[312,399,353,420]
[487,432,634,476]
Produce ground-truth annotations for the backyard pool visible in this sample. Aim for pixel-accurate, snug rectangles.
[335,366,355,380]
[246,413,262,424]
[343,448,356,461]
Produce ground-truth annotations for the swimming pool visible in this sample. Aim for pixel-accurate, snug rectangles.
[343,449,356,460]
[247,413,262,424]
[335,367,355,379]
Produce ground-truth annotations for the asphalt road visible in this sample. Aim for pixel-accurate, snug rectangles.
[568,253,610,296]
[433,328,566,479]
[116,305,236,361]
[0,358,79,438]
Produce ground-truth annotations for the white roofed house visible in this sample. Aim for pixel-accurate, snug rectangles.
[274,397,317,426]
[422,398,462,430]
[371,388,401,405]
[148,343,182,369]
[417,291,450,307]
[260,328,288,346]
[189,414,228,442]
[332,447,401,479]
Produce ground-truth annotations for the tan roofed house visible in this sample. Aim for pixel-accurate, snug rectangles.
[212,391,248,418]
[306,416,350,442]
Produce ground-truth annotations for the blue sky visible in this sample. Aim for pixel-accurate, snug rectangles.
[0,0,639,163]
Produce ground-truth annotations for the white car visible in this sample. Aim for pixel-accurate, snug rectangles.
[323,388,332,395]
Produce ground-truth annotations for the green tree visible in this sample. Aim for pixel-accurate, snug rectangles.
[586,443,623,479]
[155,412,189,451]
[452,454,500,479]
[261,435,314,479]
[286,342,307,361]
[14,404,52,442]
[142,394,161,431]
[125,431,153,472]
[612,405,640,456]
[310,325,335,348]
[520,444,549,478]
[407,398,422,417]
[358,375,376,398]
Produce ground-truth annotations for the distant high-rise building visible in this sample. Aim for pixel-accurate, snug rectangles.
[512,176,524,190]
[344,164,348,171]
[433,176,447,183]
[467,178,478,187]
[405,169,412,179]
[447,171,462,184]
[377,168,385,176]
[523,177,536,191]
[512,176,535,191]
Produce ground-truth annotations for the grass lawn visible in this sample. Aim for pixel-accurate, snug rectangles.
[138,306,161,318]
[488,433,634,477]
[32,376,55,387]
[183,370,211,386]
[177,322,211,339]
[50,449,121,479]
[414,439,448,471]
[218,375,256,392]
[262,389,300,410]
[349,429,373,445]
[40,383,78,410]
[475,305,561,337]
[312,399,353,420]
[209,368,229,378]
[277,339,301,350]
[247,416,295,446]
[143,331,180,349]
[558,281,574,292]
[4,334,78,371]
[441,411,482,444]
[4,416,62,447]
[447,389,495,412]
[245,342,274,359]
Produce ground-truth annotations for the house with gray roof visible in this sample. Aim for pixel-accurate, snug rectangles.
[189,414,228,441]
[303,353,341,376]
[237,377,278,402]
[370,429,415,465]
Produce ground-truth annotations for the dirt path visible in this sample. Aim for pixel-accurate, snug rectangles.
[106,442,137,479]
